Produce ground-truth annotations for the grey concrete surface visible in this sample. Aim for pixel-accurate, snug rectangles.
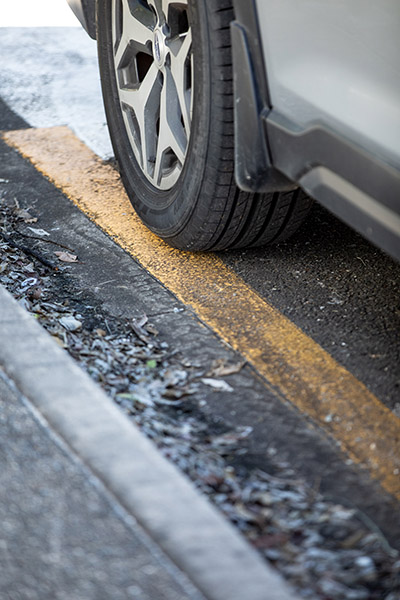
[0,284,295,600]
[0,374,202,600]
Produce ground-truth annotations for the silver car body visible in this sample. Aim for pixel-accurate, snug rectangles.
[256,0,400,169]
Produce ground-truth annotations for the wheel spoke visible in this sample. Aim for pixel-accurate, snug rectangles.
[147,0,172,24]
[119,62,160,174]
[123,0,154,46]
[161,0,174,21]
[153,69,185,185]
[114,0,154,68]
[119,61,159,111]
[169,29,192,138]
[162,70,186,165]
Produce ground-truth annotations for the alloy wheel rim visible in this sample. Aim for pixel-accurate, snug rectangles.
[112,0,193,190]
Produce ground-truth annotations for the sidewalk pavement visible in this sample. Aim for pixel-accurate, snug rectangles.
[0,284,295,600]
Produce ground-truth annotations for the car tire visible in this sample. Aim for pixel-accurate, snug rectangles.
[97,0,312,251]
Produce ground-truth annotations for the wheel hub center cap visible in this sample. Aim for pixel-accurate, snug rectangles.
[153,29,166,67]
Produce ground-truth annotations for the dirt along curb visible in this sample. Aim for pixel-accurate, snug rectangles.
[0,284,295,600]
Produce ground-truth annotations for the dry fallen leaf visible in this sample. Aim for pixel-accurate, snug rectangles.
[55,251,78,263]
[16,209,37,223]
[201,378,234,392]
[28,226,50,237]
[210,426,253,446]
[95,328,107,337]
[145,323,159,336]
[131,315,150,342]
[59,316,82,331]
[31,288,43,300]
[208,359,246,377]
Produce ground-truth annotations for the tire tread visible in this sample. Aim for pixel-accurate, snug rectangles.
[179,0,311,251]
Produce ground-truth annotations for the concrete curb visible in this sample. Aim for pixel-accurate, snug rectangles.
[0,284,295,600]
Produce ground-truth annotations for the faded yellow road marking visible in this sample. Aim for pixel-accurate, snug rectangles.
[4,126,400,498]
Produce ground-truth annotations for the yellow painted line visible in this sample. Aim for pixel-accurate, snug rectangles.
[3,126,400,498]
